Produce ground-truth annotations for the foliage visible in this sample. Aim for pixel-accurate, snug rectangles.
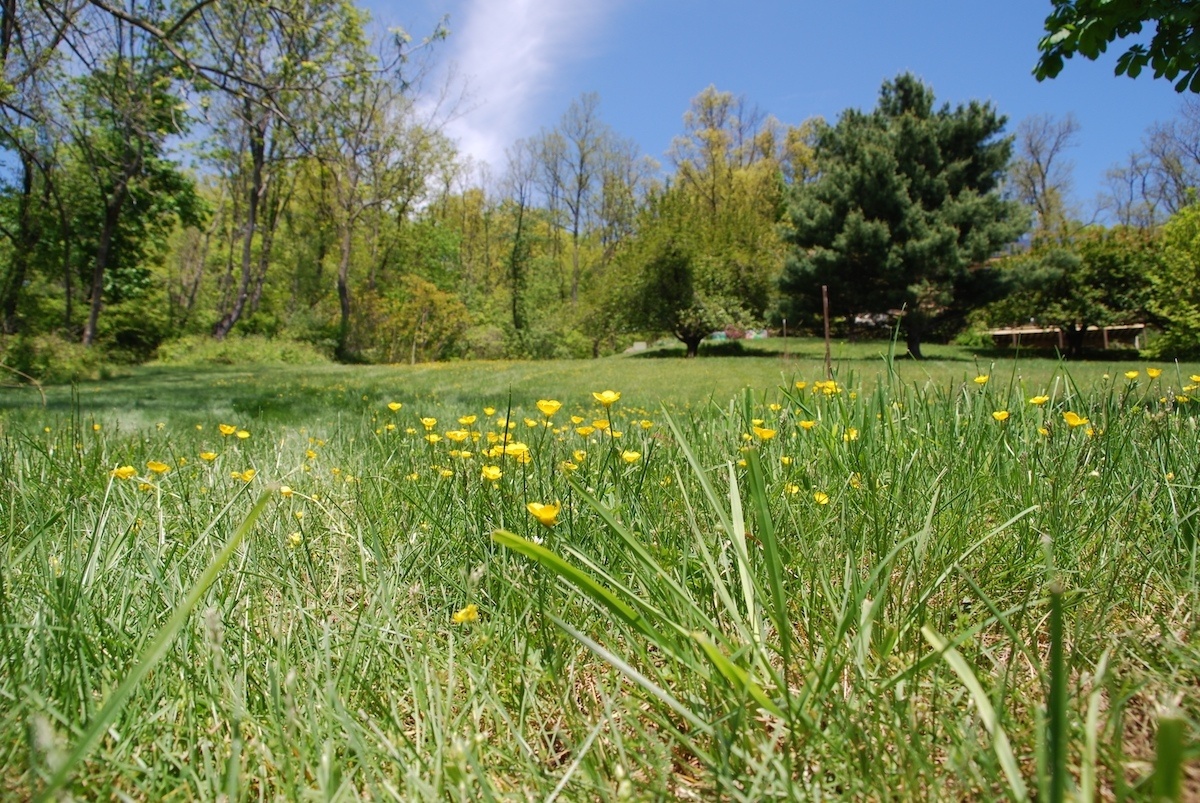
[1,333,104,382]
[153,334,332,365]
[1145,201,1200,357]
[779,74,1027,358]
[984,227,1160,357]
[1035,0,1200,91]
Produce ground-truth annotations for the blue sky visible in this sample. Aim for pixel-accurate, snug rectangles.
[370,0,1186,215]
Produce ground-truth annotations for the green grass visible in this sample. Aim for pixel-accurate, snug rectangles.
[1,348,1198,799]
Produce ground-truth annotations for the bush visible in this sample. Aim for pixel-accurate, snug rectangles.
[2,333,104,384]
[153,335,332,366]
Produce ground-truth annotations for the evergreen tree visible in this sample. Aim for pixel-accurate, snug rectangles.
[779,74,1026,357]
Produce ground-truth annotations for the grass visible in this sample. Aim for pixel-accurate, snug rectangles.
[0,346,1198,799]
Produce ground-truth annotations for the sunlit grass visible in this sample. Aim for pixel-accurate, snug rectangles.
[0,357,1197,799]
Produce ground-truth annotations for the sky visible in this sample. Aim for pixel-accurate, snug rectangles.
[368,0,1188,216]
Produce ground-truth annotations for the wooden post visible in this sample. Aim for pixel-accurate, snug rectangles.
[1102,326,1109,350]
[782,318,788,362]
[822,285,832,380]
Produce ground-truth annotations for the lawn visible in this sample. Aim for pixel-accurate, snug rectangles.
[0,345,1197,799]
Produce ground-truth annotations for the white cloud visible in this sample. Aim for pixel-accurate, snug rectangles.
[442,0,613,171]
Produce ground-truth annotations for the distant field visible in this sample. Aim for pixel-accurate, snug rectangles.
[2,338,1196,429]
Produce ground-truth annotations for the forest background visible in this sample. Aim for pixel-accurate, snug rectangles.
[6,1,1200,382]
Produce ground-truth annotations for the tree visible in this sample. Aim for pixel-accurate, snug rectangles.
[779,74,1026,358]
[1035,1,1200,92]
[1009,113,1080,240]
[1146,201,1200,357]
[983,227,1159,357]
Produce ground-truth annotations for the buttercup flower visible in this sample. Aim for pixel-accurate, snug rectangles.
[459,414,477,426]
[388,402,403,411]
[527,501,561,527]
[279,486,293,497]
[445,430,469,442]
[992,410,1009,422]
[752,425,777,441]
[798,420,816,430]
[1147,367,1162,378]
[452,604,479,624]
[973,375,989,386]
[236,430,250,439]
[420,417,437,431]
[536,399,562,417]
[199,451,217,462]
[232,469,257,482]
[146,460,170,474]
[620,450,642,464]
[1124,370,1139,380]
[593,390,620,407]
[813,491,830,505]
[1062,411,1089,428]
[219,424,237,436]
[111,465,137,480]
[1029,395,1050,406]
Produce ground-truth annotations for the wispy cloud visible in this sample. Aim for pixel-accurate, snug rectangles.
[442,0,614,171]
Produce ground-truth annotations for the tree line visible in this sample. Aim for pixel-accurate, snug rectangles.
[3,0,1200,377]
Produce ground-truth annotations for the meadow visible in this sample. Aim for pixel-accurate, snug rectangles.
[1,344,1198,800]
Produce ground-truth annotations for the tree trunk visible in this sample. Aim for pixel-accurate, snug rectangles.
[213,111,266,340]
[335,222,353,360]
[82,185,128,346]
[1064,322,1086,359]
[682,334,703,358]
[0,153,36,334]
[904,318,925,360]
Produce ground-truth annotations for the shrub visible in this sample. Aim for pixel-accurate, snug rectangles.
[153,335,332,366]
[1,333,104,384]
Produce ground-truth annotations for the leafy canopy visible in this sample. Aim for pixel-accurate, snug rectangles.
[1035,1,1200,92]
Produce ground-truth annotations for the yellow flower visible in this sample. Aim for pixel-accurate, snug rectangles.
[593,390,621,407]
[280,486,293,497]
[1038,426,1050,437]
[452,604,479,624]
[1062,411,1088,428]
[973,375,989,386]
[483,407,496,417]
[992,410,1009,422]
[768,403,782,412]
[1147,368,1162,378]
[813,491,830,505]
[524,417,539,428]
[1190,375,1200,384]
[503,442,530,458]
[570,415,584,424]
[305,449,317,459]
[219,424,237,436]
[781,456,793,466]
[752,425,777,441]
[1029,395,1050,406]
[1124,370,1139,380]
[232,469,257,483]
[536,399,562,417]
[843,428,859,442]
[420,417,437,430]
[92,423,101,432]
[573,449,587,462]
[784,483,800,495]
[199,451,217,462]
[575,426,595,437]
[445,430,470,442]
[146,460,170,474]
[798,420,816,430]
[385,423,396,431]
[388,402,403,411]
[111,465,137,480]
[439,469,454,478]
[425,433,442,444]
[795,381,808,390]
[1177,395,1190,404]
[527,501,561,527]
[288,532,302,549]
[620,450,641,464]
[458,414,477,426]
[640,419,653,430]
[236,430,250,440]
[592,419,610,431]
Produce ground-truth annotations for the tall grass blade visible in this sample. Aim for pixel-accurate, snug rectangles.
[36,489,273,802]
[921,626,1028,801]
[1047,579,1068,803]
[1153,705,1186,802]
[691,631,783,718]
